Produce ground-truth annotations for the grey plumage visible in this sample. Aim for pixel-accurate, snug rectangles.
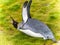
[18,18,56,42]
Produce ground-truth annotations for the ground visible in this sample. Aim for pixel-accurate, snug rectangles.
[0,0,60,45]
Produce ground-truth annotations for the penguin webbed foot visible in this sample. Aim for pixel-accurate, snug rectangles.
[23,0,32,8]
[23,1,28,8]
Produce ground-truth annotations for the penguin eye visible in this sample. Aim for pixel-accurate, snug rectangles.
[19,27,22,29]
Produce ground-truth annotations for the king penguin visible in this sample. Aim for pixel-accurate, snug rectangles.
[11,0,56,43]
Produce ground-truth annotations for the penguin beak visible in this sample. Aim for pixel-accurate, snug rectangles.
[23,1,28,8]
[10,16,18,29]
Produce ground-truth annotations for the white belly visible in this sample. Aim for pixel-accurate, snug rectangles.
[20,29,44,38]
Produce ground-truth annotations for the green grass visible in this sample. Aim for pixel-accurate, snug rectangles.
[0,0,60,45]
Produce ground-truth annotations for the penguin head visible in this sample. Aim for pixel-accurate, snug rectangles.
[12,20,18,28]
[10,16,18,28]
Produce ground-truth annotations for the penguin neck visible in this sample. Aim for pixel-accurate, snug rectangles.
[22,7,30,23]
